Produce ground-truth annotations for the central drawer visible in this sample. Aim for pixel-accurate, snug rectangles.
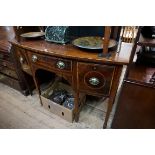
[78,62,115,96]
[28,52,72,73]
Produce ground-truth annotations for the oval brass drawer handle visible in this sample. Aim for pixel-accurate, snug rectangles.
[19,56,24,64]
[89,77,100,86]
[56,61,65,69]
[32,55,38,62]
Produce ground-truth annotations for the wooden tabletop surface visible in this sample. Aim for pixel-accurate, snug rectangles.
[10,39,133,65]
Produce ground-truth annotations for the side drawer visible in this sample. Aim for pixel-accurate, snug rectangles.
[28,52,72,73]
[78,62,115,96]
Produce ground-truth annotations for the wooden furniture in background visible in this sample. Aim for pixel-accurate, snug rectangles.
[111,79,155,129]
[0,26,33,95]
[112,27,155,128]
[120,26,136,43]
[11,26,132,128]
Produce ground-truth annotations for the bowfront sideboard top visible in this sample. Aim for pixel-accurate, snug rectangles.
[10,39,133,65]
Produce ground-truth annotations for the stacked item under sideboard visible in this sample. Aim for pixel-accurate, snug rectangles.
[39,75,86,122]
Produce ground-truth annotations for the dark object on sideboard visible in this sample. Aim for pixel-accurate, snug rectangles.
[45,26,70,44]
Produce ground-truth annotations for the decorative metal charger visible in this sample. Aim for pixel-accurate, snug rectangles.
[72,36,117,50]
[20,32,45,38]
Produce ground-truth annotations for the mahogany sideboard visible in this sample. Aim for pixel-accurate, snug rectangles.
[10,39,133,128]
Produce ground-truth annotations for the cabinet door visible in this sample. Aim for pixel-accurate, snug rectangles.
[112,81,155,129]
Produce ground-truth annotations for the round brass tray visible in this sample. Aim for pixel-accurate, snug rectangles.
[20,32,45,38]
[72,36,117,50]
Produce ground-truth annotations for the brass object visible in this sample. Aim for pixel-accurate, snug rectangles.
[32,55,38,62]
[19,56,24,64]
[20,32,45,38]
[89,77,100,86]
[56,61,65,69]
[72,36,117,50]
